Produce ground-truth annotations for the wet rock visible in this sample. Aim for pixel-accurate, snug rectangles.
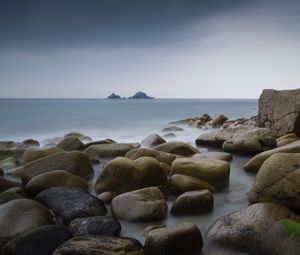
[141,134,166,148]
[126,148,177,166]
[0,199,53,248]
[57,136,84,151]
[170,157,230,189]
[192,151,233,162]
[69,216,121,237]
[171,190,213,215]
[153,142,199,156]
[244,140,300,173]
[0,156,19,170]
[162,126,184,132]
[144,223,203,255]
[94,157,167,195]
[84,143,140,160]
[1,225,72,255]
[0,177,20,192]
[276,133,299,147]
[168,174,217,195]
[53,236,144,255]
[248,153,300,209]
[111,187,167,222]
[36,186,106,224]
[22,139,40,147]
[0,187,24,205]
[25,170,88,195]
[22,147,64,164]
[207,202,300,250]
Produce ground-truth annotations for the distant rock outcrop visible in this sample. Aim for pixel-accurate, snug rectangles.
[107,93,121,99]
[129,92,154,99]
[258,89,300,137]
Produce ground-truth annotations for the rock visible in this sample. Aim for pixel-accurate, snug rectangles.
[170,157,230,189]
[207,202,300,250]
[0,199,53,248]
[53,236,144,255]
[0,187,24,205]
[141,224,166,236]
[162,126,184,132]
[22,139,40,147]
[0,157,19,170]
[260,218,300,255]
[107,93,121,99]
[129,91,154,99]
[169,114,212,127]
[22,147,64,164]
[1,225,72,255]
[153,142,199,156]
[248,153,300,209]
[257,88,300,137]
[196,125,277,154]
[94,157,167,195]
[83,139,116,150]
[192,151,232,162]
[126,148,177,166]
[171,190,213,215]
[25,170,88,195]
[208,114,228,128]
[97,192,114,204]
[141,134,166,148]
[168,174,217,194]
[0,177,20,192]
[162,133,176,138]
[244,140,300,173]
[144,223,203,255]
[111,187,167,222]
[0,141,29,161]
[64,132,86,139]
[20,151,93,184]
[69,216,121,237]
[36,186,106,224]
[223,116,258,129]
[57,136,84,151]
[159,162,171,175]
[276,133,299,147]
[84,143,140,160]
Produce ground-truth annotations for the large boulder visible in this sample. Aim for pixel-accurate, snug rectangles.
[153,142,199,156]
[111,187,167,222]
[94,157,167,195]
[207,202,300,250]
[0,141,29,161]
[36,186,106,224]
[0,199,53,248]
[53,236,144,255]
[171,190,213,215]
[170,157,230,189]
[192,151,232,162]
[69,216,121,237]
[126,148,177,166]
[196,125,276,154]
[22,147,64,164]
[84,143,140,160]
[257,88,300,137]
[276,133,299,147]
[141,134,166,148]
[168,174,217,195]
[25,170,88,195]
[248,153,300,209]
[244,140,300,173]
[18,151,93,184]
[144,223,203,255]
[56,136,84,151]
[22,139,40,147]
[1,225,72,255]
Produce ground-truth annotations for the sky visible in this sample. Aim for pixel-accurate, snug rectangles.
[0,0,300,98]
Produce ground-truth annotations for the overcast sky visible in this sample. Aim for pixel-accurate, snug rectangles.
[0,0,300,98]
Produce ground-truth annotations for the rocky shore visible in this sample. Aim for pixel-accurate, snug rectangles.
[0,89,300,255]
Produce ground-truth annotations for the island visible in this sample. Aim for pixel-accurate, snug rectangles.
[129,91,154,99]
[107,93,121,99]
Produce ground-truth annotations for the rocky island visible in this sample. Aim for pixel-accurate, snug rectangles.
[107,93,121,99]
[129,91,154,99]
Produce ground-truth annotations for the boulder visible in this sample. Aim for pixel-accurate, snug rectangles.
[1,225,72,255]
[126,148,177,166]
[207,202,300,250]
[144,223,203,255]
[168,174,217,195]
[171,190,213,215]
[22,147,64,164]
[83,139,116,150]
[153,142,199,156]
[63,132,86,139]
[170,158,230,189]
[22,139,40,147]
[25,170,88,195]
[0,177,20,192]
[208,114,228,128]
[244,140,300,173]
[0,199,53,248]
[19,151,93,183]
[0,187,24,205]
[57,136,84,151]
[196,125,276,154]
[94,157,167,195]
[192,151,232,162]
[162,126,184,132]
[248,153,300,209]
[36,186,106,224]
[276,133,299,147]
[84,143,140,160]
[69,216,121,237]
[141,134,166,148]
[0,141,29,161]
[97,192,114,204]
[111,187,167,222]
[53,236,144,255]
[257,88,300,137]
[0,157,19,170]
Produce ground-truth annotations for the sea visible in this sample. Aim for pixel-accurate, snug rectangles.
[0,98,259,255]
